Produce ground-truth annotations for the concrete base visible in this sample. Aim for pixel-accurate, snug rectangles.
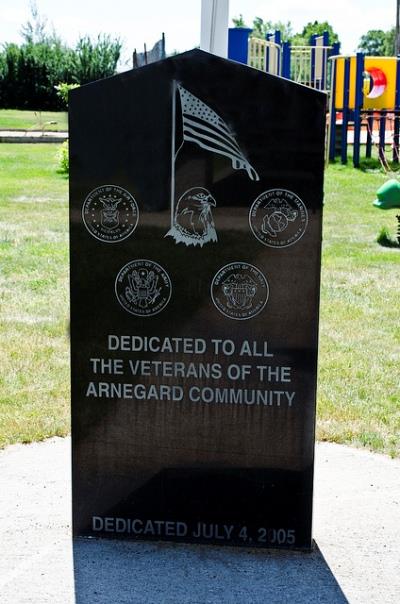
[0,438,399,603]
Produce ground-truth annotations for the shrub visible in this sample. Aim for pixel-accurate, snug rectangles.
[0,40,73,109]
[0,35,121,110]
[55,82,80,108]
[57,141,69,174]
[70,35,122,84]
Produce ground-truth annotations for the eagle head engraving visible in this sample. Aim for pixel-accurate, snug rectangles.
[166,187,217,247]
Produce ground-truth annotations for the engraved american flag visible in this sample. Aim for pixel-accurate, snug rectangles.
[177,85,259,181]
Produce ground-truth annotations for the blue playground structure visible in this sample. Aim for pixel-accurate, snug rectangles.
[228,29,400,168]
[228,28,340,92]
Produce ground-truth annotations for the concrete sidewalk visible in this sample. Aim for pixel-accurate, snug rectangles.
[0,438,399,603]
[0,130,67,143]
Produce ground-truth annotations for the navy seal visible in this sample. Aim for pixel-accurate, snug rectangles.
[211,262,269,320]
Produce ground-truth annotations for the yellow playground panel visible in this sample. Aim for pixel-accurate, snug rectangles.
[334,56,398,110]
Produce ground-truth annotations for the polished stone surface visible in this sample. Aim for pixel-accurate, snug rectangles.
[69,49,326,549]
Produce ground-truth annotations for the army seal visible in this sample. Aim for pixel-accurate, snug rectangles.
[115,259,171,317]
[249,189,308,248]
[82,185,139,243]
[211,262,269,320]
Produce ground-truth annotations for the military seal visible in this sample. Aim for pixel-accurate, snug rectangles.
[211,262,269,320]
[82,185,139,243]
[115,259,171,317]
[249,189,308,248]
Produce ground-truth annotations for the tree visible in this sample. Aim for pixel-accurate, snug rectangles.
[20,1,57,44]
[232,16,338,46]
[251,18,293,41]
[358,30,387,55]
[357,28,396,56]
[384,27,395,55]
[71,35,122,84]
[232,16,293,41]
[299,21,340,45]
[0,33,121,109]
[232,14,246,28]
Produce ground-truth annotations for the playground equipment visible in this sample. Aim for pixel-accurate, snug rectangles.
[228,28,340,92]
[373,179,400,209]
[373,179,400,247]
[328,54,400,167]
[228,29,400,169]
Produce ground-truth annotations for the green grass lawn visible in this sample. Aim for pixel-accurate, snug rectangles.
[0,109,68,131]
[0,144,69,446]
[319,162,400,456]
[0,145,399,455]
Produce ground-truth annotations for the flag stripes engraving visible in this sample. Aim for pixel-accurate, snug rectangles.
[177,85,259,181]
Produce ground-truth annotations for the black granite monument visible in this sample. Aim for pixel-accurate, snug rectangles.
[69,49,326,550]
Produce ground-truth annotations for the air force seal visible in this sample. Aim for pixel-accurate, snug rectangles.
[211,262,269,320]
[82,185,139,243]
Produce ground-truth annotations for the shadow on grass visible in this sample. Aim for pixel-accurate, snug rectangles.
[377,227,400,248]
[329,157,400,173]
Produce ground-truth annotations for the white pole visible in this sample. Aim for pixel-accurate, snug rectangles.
[200,0,229,58]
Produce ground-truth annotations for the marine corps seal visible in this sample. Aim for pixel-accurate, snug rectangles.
[115,260,171,317]
[249,189,308,248]
[211,262,269,320]
[82,185,139,243]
